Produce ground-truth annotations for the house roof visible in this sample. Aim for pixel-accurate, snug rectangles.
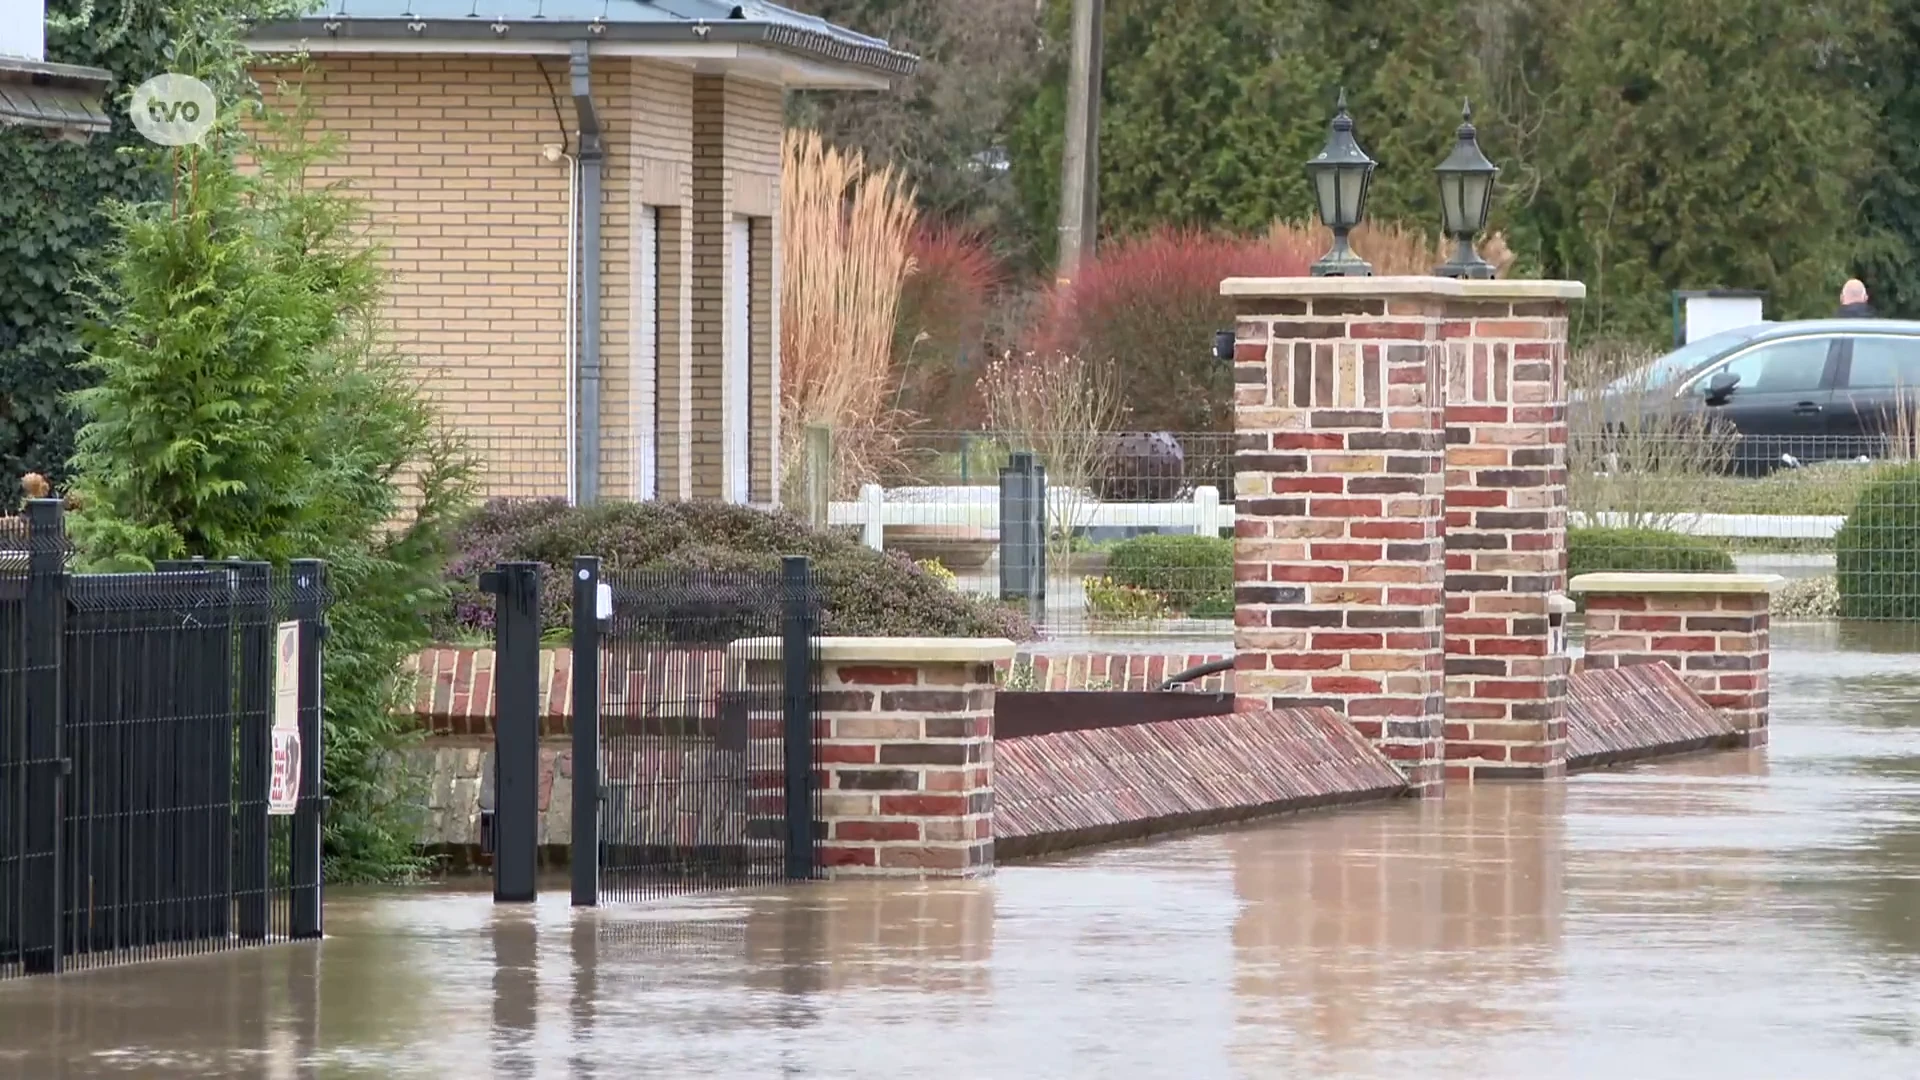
[248,0,917,78]
[0,57,113,139]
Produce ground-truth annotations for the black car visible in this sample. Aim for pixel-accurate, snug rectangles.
[1597,319,1920,473]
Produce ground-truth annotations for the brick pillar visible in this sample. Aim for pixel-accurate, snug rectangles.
[1224,278,1450,795]
[1568,573,1782,746]
[806,639,1012,876]
[1440,282,1586,780]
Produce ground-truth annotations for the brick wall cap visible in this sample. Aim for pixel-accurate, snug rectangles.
[725,636,1017,664]
[1454,279,1587,302]
[1221,276,1585,301]
[1548,593,1577,615]
[1568,572,1784,595]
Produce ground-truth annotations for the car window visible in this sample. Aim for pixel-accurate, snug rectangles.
[1616,326,1771,391]
[1694,337,1830,395]
[1846,335,1920,389]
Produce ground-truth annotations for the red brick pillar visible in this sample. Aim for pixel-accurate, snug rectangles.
[804,639,1011,876]
[1568,573,1781,746]
[1224,278,1450,795]
[1440,282,1586,780]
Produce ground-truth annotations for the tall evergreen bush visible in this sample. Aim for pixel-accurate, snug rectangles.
[68,85,475,881]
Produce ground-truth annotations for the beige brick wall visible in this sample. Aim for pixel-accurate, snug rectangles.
[277,56,783,505]
[287,56,573,498]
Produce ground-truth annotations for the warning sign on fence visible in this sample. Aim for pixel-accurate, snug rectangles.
[269,621,302,816]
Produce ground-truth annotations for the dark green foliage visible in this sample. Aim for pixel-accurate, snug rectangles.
[784,0,1044,264]
[1008,0,1481,268]
[1860,1,1920,320]
[68,89,477,882]
[999,0,1884,342]
[441,499,1037,640]
[1567,527,1736,579]
[1836,466,1920,619]
[1516,0,1882,339]
[1103,532,1233,617]
[0,1,172,503]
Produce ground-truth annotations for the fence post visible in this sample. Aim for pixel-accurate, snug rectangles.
[803,424,832,529]
[859,484,885,551]
[1193,485,1220,538]
[230,559,273,941]
[21,499,65,973]
[570,557,601,907]
[483,562,541,904]
[1000,452,1047,621]
[781,556,816,880]
[289,559,326,939]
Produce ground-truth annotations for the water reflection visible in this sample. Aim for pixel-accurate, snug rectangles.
[3,625,1920,1076]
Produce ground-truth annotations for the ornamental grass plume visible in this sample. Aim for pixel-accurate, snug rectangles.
[780,130,919,498]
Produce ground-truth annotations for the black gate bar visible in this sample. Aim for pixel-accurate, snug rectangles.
[570,556,601,908]
[290,559,327,939]
[781,556,816,882]
[21,499,65,974]
[484,562,541,904]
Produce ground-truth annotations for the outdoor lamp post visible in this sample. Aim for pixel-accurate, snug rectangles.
[1433,99,1499,279]
[1305,89,1375,277]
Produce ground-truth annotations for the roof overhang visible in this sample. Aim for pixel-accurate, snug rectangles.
[0,57,113,141]
[245,17,913,90]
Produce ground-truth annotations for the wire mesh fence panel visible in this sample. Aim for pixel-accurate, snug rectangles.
[0,555,55,976]
[594,566,817,903]
[2,502,327,979]
[819,429,1235,638]
[1564,425,1920,620]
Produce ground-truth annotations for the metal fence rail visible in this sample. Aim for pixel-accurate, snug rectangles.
[1565,426,1920,618]
[488,556,821,909]
[0,501,327,978]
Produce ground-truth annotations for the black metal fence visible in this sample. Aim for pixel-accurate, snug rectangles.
[484,555,820,905]
[0,501,327,978]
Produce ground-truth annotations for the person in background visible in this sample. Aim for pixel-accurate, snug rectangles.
[1838,279,1878,317]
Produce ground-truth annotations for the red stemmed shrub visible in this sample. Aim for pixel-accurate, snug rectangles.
[892,225,1001,429]
[1032,228,1312,432]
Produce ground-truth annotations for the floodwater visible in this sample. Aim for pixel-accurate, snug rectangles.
[4,623,1920,1079]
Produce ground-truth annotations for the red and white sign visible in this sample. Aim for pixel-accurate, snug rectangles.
[269,621,301,816]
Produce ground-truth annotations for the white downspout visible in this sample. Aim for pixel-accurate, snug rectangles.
[550,143,579,505]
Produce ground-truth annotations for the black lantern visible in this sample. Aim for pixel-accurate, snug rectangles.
[1305,89,1375,277]
[1433,99,1499,279]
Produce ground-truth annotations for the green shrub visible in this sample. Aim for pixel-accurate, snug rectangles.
[68,96,475,882]
[443,499,1035,641]
[1836,466,1920,619]
[1104,532,1233,618]
[1567,527,1736,579]
[1083,575,1168,622]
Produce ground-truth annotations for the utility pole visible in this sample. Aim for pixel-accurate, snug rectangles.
[1055,0,1104,285]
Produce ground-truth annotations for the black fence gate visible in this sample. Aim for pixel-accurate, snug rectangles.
[483,555,821,905]
[0,501,327,977]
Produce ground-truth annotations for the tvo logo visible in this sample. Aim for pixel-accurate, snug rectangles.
[130,74,216,146]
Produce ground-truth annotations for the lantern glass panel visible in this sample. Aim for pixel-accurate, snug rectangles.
[1313,166,1340,227]
[1336,165,1366,227]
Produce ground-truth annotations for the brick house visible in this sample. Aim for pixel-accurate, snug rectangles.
[245,2,912,505]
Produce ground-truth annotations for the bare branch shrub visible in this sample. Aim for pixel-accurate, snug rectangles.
[978,351,1126,569]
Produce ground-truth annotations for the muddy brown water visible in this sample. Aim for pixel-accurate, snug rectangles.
[4,621,1920,1078]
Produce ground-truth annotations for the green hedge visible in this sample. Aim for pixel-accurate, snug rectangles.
[1836,465,1920,619]
[1104,533,1233,618]
[442,499,1036,640]
[1567,527,1736,578]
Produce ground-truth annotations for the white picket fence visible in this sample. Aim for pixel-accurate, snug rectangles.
[830,484,1845,550]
